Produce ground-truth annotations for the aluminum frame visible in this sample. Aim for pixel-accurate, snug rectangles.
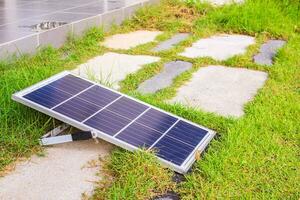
[12,71,216,174]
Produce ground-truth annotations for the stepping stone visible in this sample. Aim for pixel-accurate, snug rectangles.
[153,191,180,200]
[179,34,255,61]
[169,65,268,117]
[0,140,113,200]
[138,61,192,94]
[101,30,162,50]
[72,52,160,89]
[202,0,244,6]
[253,40,286,66]
[152,33,190,52]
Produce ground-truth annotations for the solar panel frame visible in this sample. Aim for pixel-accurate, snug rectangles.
[12,71,215,174]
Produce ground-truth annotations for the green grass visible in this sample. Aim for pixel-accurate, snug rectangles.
[0,0,299,199]
[92,149,175,200]
[0,28,105,171]
[92,0,300,199]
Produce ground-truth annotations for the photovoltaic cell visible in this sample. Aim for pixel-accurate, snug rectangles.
[48,74,93,95]
[14,72,215,174]
[107,97,148,120]
[153,135,195,166]
[84,109,130,136]
[49,75,93,95]
[77,85,120,108]
[165,121,208,147]
[23,74,93,109]
[136,108,177,133]
[23,85,72,108]
[53,97,101,122]
[116,122,162,148]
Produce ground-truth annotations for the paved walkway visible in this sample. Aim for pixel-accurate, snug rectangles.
[0,140,113,200]
[169,65,268,117]
[179,34,255,60]
[72,52,160,89]
[102,30,162,49]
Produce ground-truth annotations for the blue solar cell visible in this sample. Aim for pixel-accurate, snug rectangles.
[116,122,162,148]
[107,97,148,120]
[136,109,177,133]
[166,120,208,147]
[77,85,121,108]
[49,74,93,95]
[53,97,101,122]
[84,109,130,136]
[16,72,215,173]
[23,85,72,108]
[153,135,194,166]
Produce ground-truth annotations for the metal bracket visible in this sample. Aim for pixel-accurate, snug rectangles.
[42,123,70,138]
[40,124,95,146]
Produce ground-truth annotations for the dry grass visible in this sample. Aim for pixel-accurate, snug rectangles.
[129,0,201,32]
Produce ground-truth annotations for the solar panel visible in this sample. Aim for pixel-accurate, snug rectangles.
[12,71,215,174]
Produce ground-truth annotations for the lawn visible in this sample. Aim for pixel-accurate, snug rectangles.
[1,0,299,199]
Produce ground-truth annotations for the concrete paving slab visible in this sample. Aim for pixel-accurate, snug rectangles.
[201,0,244,6]
[253,40,286,66]
[179,34,255,61]
[73,52,160,89]
[0,140,113,200]
[101,30,162,50]
[169,65,267,117]
[152,33,190,52]
[138,60,192,94]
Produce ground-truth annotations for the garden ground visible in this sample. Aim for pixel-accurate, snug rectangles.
[0,0,299,199]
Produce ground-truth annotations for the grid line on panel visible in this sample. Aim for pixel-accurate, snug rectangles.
[53,96,102,122]
[153,135,195,166]
[48,74,93,95]
[23,85,72,108]
[149,119,180,149]
[150,120,210,166]
[31,86,69,102]
[95,105,174,136]
[84,109,131,136]
[135,108,178,133]
[105,107,193,150]
[49,77,81,95]
[82,95,123,123]
[106,97,149,120]
[103,108,184,147]
[161,134,197,149]
[52,85,122,123]
[115,122,163,148]
[23,74,95,110]
[113,107,151,137]
[155,137,194,157]
[51,84,94,110]
[165,121,208,147]
[77,85,121,108]
[50,75,83,89]
[137,109,177,125]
